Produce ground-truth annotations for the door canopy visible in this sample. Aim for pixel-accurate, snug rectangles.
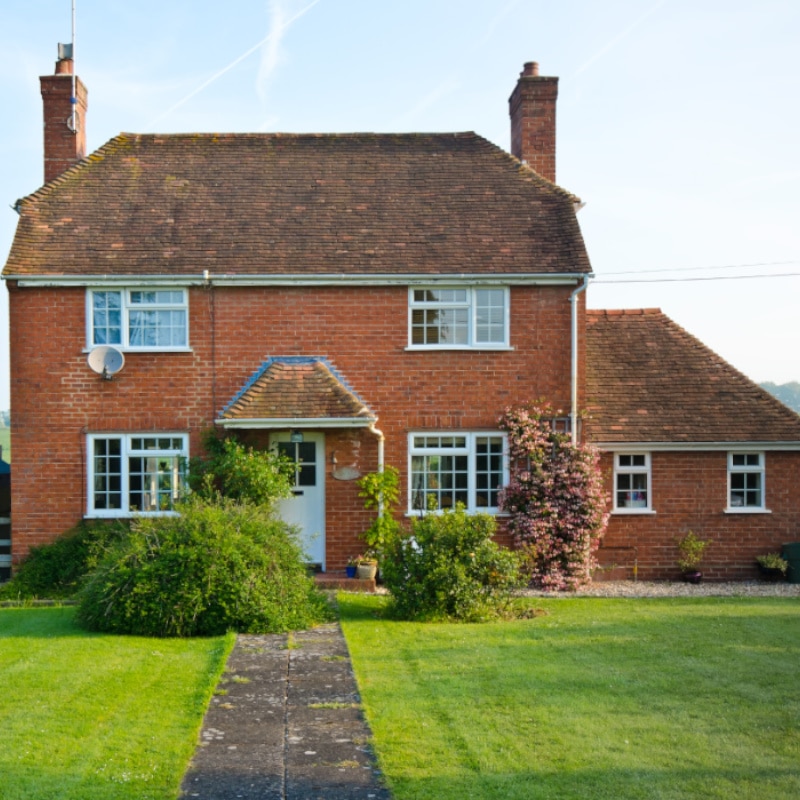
[218,356,376,429]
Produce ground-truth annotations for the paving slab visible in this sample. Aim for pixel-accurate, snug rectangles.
[181,623,391,800]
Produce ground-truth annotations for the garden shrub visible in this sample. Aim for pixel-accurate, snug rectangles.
[76,495,333,637]
[380,505,523,622]
[0,519,130,599]
[189,431,293,509]
[499,404,609,591]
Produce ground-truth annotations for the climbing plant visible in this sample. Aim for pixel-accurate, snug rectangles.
[499,404,609,590]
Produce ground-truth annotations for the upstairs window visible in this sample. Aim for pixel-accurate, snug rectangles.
[88,434,188,516]
[728,452,766,511]
[614,453,651,512]
[409,287,509,348]
[409,433,506,513]
[88,289,188,349]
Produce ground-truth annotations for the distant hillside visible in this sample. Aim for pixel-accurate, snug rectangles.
[760,382,800,414]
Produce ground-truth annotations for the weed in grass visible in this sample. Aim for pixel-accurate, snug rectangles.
[284,631,300,650]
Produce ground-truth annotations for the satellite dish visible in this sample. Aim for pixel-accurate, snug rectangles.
[87,345,125,380]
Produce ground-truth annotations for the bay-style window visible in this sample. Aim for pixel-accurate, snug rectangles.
[88,288,188,349]
[408,287,509,348]
[728,452,766,511]
[88,434,188,516]
[614,453,652,512]
[409,433,506,513]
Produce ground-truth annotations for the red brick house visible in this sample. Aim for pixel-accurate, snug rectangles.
[587,309,800,580]
[3,55,799,579]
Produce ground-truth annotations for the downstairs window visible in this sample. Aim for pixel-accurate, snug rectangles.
[409,433,506,513]
[88,434,188,516]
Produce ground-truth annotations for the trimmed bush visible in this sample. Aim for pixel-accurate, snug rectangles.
[76,496,333,637]
[0,519,130,599]
[381,505,523,622]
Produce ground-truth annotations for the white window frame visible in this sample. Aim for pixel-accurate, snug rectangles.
[727,451,768,513]
[613,453,653,513]
[407,432,508,514]
[86,288,190,351]
[87,433,188,517]
[407,287,511,349]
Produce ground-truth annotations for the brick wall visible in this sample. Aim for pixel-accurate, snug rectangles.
[597,450,800,581]
[8,281,579,569]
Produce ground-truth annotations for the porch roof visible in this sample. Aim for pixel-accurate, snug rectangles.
[218,357,376,429]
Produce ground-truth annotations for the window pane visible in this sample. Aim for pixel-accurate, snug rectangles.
[475,290,506,344]
[129,309,187,347]
[92,291,122,346]
[93,438,122,510]
[475,436,504,508]
[128,455,180,512]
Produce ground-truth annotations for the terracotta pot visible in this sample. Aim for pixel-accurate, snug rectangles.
[357,562,377,580]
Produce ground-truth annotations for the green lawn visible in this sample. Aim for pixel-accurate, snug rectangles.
[340,594,800,800]
[0,607,233,800]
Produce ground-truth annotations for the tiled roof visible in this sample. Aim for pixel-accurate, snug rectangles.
[220,357,375,423]
[4,132,591,279]
[585,309,800,444]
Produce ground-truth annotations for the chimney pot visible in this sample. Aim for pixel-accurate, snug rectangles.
[522,61,540,77]
[54,58,74,75]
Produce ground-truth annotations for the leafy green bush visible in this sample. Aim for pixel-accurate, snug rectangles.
[0,520,130,599]
[380,505,523,622]
[189,431,293,509]
[76,495,333,637]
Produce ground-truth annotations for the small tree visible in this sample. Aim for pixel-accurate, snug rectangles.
[499,404,609,591]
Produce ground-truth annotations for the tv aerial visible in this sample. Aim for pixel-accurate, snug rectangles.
[87,345,125,381]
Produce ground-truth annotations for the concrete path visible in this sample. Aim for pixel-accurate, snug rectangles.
[181,622,391,800]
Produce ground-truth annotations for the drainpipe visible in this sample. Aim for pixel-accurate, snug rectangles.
[368,421,385,514]
[570,276,590,444]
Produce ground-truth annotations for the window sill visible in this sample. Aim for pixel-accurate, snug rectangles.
[83,347,193,354]
[404,345,514,352]
[404,509,502,517]
[724,507,772,515]
[85,511,181,519]
[612,509,656,516]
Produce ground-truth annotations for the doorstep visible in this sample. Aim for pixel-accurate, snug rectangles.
[314,572,378,592]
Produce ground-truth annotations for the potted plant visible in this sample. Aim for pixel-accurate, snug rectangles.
[345,556,358,579]
[356,466,402,580]
[755,552,788,581]
[676,531,709,583]
[356,552,378,580]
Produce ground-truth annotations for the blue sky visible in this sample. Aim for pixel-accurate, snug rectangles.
[1,0,799,409]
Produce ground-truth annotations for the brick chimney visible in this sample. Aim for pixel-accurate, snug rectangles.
[509,61,558,183]
[40,45,88,184]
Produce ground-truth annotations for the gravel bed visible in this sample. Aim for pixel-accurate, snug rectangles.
[519,581,800,598]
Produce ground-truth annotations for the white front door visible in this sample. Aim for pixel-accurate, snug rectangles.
[273,432,326,569]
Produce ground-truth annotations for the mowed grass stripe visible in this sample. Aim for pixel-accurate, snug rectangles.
[0,607,233,800]
[339,594,800,800]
